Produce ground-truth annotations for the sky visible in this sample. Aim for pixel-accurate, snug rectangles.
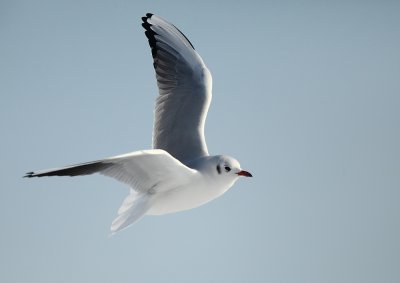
[1,0,399,282]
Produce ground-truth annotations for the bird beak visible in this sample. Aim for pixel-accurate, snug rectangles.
[237,170,253,177]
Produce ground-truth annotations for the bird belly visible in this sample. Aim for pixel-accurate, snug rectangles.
[147,182,231,215]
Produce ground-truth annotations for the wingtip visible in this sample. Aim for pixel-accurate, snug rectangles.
[23,172,34,178]
[142,16,158,58]
[142,21,151,30]
[142,13,153,22]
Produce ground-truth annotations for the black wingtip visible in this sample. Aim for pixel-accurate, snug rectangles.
[24,172,34,178]
[141,12,195,59]
[142,14,158,58]
[142,13,153,23]
[142,21,151,30]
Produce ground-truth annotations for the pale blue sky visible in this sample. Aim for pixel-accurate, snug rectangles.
[1,0,399,282]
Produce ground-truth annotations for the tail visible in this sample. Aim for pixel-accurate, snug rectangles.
[110,190,152,235]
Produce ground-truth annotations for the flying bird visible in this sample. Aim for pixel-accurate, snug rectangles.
[25,13,252,234]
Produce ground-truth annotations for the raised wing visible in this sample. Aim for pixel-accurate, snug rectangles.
[24,149,197,194]
[142,13,212,164]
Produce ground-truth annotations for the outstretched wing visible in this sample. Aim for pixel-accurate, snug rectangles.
[25,149,197,194]
[142,13,212,164]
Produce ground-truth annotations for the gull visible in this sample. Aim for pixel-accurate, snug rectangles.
[25,13,252,234]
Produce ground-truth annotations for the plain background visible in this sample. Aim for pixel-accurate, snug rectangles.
[1,0,399,282]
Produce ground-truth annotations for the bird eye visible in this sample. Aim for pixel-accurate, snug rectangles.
[224,166,231,172]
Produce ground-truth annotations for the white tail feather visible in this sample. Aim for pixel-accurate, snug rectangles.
[110,193,151,235]
[117,189,138,214]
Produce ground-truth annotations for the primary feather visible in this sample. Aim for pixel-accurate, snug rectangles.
[142,13,213,164]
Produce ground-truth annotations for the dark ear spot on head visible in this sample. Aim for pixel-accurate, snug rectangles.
[216,165,221,174]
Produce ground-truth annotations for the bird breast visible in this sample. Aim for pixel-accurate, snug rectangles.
[146,173,233,215]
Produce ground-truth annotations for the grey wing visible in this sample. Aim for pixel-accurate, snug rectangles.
[142,13,212,164]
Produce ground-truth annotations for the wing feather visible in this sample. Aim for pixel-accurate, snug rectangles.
[24,149,197,194]
[142,13,212,164]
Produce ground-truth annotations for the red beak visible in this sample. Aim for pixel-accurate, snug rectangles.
[237,170,253,177]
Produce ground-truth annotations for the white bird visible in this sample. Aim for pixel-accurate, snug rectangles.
[25,13,252,234]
